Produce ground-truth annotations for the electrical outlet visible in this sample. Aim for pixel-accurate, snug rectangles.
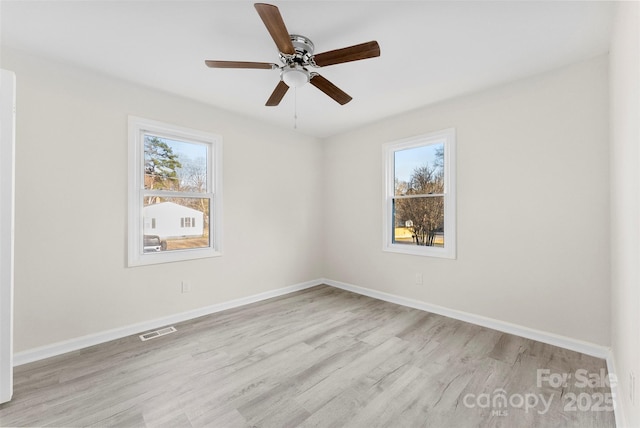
[181,281,191,294]
[415,273,423,285]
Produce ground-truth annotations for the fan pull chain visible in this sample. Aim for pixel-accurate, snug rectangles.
[293,87,298,129]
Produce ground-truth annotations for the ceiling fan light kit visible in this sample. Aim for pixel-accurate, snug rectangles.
[205,3,380,106]
[282,64,309,88]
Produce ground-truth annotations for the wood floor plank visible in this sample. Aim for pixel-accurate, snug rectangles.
[0,285,616,427]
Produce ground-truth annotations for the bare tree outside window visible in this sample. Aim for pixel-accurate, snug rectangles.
[393,143,445,247]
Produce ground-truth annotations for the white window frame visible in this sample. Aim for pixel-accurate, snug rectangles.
[382,128,456,259]
[128,116,223,266]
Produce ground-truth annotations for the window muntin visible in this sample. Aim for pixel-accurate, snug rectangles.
[383,129,456,258]
[129,117,222,266]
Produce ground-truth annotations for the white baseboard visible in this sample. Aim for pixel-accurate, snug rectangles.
[13,279,322,366]
[15,277,610,367]
[322,278,611,359]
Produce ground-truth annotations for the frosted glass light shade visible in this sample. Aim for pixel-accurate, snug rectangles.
[282,67,309,88]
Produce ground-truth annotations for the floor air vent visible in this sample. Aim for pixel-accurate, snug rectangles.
[139,326,177,341]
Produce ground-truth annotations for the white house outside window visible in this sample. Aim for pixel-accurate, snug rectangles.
[128,116,223,266]
[383,128,456,259]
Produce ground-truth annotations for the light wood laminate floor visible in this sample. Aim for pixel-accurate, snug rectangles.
[0,285,616,427]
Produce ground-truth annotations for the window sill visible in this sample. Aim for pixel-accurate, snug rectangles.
[128,248,222,267]
[383,244,456,259]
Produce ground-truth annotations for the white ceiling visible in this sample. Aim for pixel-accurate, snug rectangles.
[1,1,614,138]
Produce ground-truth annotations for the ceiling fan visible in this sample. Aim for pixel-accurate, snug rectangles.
[205,3,381,106]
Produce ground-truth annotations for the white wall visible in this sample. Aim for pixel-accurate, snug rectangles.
[610,2,640,426]
[1,45,614,361]
[1,48,324,353]
[323,56,610,346]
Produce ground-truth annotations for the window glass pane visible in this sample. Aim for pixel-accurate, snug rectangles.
[144,134,208,192]
[143,197,210,251]
[393,196,444,247]
[394,143,444,196]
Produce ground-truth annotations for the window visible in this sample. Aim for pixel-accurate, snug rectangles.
[383,128,456,258]
[128,116,222,266]
[180,217,196,228]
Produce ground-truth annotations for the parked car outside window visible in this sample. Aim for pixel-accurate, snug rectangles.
[143,235,166,252]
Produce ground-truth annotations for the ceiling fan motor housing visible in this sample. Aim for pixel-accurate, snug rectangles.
[284,34,315,64]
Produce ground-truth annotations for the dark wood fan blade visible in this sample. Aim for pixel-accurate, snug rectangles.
[309,74,352,105]
[205,60,277,69]
[254,3,295,55]
[266,80,289,106]
[312,41,380,67]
